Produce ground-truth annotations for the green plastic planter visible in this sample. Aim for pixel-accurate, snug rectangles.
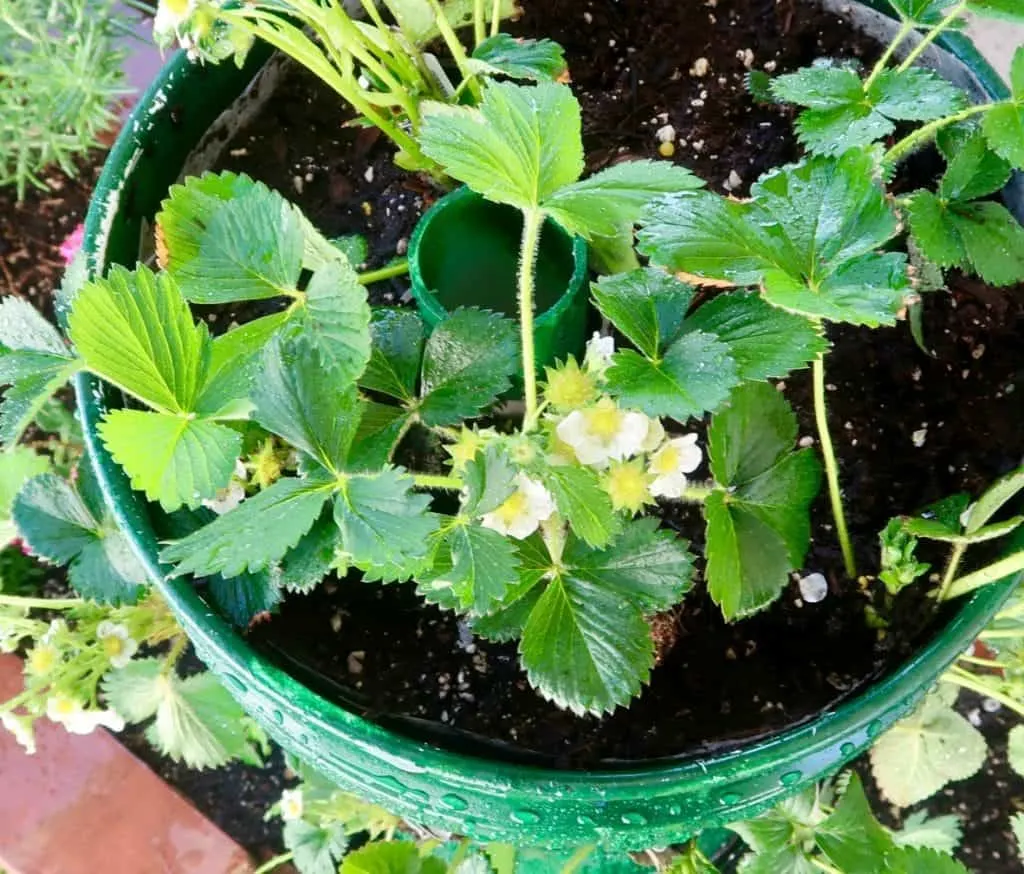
[408,186,590,371]
[77,1,1022,859]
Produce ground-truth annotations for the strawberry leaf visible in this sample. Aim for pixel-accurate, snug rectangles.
[470,34,568,81]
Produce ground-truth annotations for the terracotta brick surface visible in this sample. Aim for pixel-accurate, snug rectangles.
[0,655,253,874]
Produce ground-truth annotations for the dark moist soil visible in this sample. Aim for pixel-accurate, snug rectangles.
[210,0,1024,768]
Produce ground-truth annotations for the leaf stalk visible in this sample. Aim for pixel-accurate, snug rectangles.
[518,208,545,431]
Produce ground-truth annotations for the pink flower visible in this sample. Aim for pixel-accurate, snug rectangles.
[59,224,85,265]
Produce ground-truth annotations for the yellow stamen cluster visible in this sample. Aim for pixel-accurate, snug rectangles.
[585,398,624,440]
[27,645,57,675]
[603,460,654,515]
[491,490,530,528]
[544,357,597,411]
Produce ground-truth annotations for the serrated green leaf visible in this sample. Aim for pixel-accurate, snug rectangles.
[13,473,144,604]
[590,267,694,359]
[253,335,364,473]
[893,810,963,855]
[332,234,369,266]
[795,104,894,156]
[0,360,80,447]
[970,0,1024,23]
[563,517,694,613]
[870,68,966,121]
[949,201,1024,285]
[470,33,567,81]
[886,0,960,26]
[0,296,67,356]
[737,847,817,874]
[471,582,543,642]
[444,523,522,613]
[161,475,332,579]
[534,462,618,548]
[69,265,211,414]
[542,160,703,240]
[101,657,166,723]
[340,841,445,874]
[348,403,411,471]
[869,686,987,808]
[938,130,1012,202]
[462,445,517,516]
[683,292,827,381]
[294,258,371,383]
[207,570,282,626]
[197,311,291,419]
[519,571,653,716]
[171,187,304,303]
[907,191,968,268]
[419,308,518,427]
[0,447,50,549]
[706,384,821,619]
[640,151,908,326]
[815,774,897,874]
[419,81,583,210]
[360,308,425,402]
[278,513,340,593]
[146,671,257,769]
[286,820,350,874]
[607,333,739,423]
[882,847,969,874]
[333,468,439,582]
[99,409,242,512]
[730,785,827,855]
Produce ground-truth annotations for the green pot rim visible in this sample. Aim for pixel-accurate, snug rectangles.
[76,2,1021,853]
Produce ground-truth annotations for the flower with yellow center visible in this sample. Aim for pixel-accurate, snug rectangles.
[97,621,139,669]
[648,434,703,499]
[280,789,304,822]
[480,474,556,540]
[556,397,651,467]
[27,644,58,676]
[47,696,125,735]
[154,0,195,42]
[543,357,597,411]
[603,460,655,515]
[247,439,285,490]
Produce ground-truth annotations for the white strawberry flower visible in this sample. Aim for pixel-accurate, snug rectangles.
[202,460,248,515]
[280,789,304,822]
[556,397,651,467]
[154,0,195,42]
[648,434,703,499]
[480,474,556,540]
[584,332,615,376]
[1,712,36,755]
[97,621,139,669]
[47,695,125,735]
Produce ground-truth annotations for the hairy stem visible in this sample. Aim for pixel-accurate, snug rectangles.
[943,666,1024,718]
[813,355,857,578]
[413,473,464,490]
[935,540,968,603]
[957,654,1007,670]
[161,635,189,675]
[944,549,1024,600]
[473,0,486,46]
[897,0,969,73]
[811,860,844,874]
[358,259,410,285]
[0,594,83,610]
[518,208,544,430]
[884,103,992,165]
[252,851,295,874]
[863,19,915,92]
[491,0,501,37]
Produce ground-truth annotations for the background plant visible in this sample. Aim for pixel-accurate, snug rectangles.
[0,0,132,200]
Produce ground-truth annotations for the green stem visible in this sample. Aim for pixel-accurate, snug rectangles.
[935,540,968,603]
[680,484,714,503]
[943,666,1024,718]
[252,851,295,874]
[0,594,83,610]
[944,549,1024,600]
[957,654,1007,670]
[490,0,501,37]
[473,0,486,46]
[811,860,843,874]
[358,259,410,285]
[884,103,993,165]
[863,19,915,92]
[413,473,464,490]
[162,635,188,675]
[424,0,482,101]
[897,0,969,73]
[981,629,1024,640]
[561,845,597,874]
[813,355,857,578]
[519,209,544,431]
[447,840,472,874]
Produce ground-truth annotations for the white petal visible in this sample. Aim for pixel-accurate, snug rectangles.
[556,412,588,448]
[641,418,665,452]
[479,512,510,536]
[610,412,651,460]
[650,471,688,499]
[506,515,541,540]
